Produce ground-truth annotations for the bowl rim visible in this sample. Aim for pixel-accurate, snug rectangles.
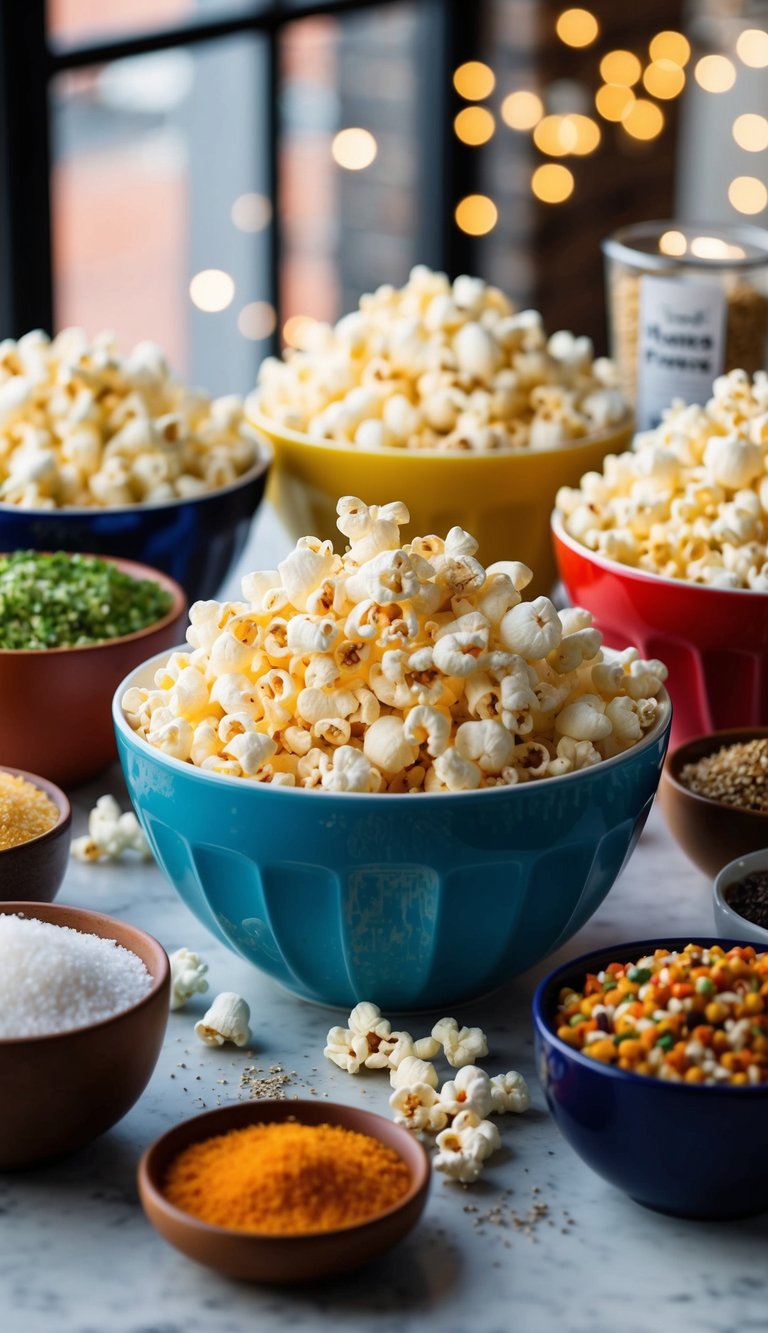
[714,849,768,943]
[551,506,768,598]
[662,727,768,823]
[246,398,635,462]
[0,447,272,519]
[533,934,768,1096]
[113,647,671,801]
[138,1097,431,1242]
[0,553,187,656]
[0,765,71,852]
[0,901,169,1045]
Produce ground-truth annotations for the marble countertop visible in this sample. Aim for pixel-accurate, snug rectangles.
[3,507,766,1333]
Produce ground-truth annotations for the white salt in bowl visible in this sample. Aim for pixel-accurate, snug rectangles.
[0,901,169,1169]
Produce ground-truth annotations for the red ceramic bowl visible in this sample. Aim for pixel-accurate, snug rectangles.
[552,511,768,748]
[0,555,186,788]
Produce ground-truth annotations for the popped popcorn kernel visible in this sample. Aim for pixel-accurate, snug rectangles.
[124,497,669,791]
[558,370,768,590]
[251,267,628,453]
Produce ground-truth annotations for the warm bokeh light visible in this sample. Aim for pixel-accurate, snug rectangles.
[599,50,641,87]
[283,314,319,350]
[736,28,768,69]
[595,84,635,121]
[332,128,378,170]
[501,90,544,131]
[238,302,277,341]
[643,59,686,99]
[690,236,746,261]
[564,113,601,154]
[189,269,235,313]
[230,193,272,233]
[622,99,664,140]
[453,62,495,100]
[659,229,687,256]
[733,113,768,153]
[555,9,599,48]
[455,194,498,235]
[531,163,574,203]
[694,55,736,93]
[454,106,495,145]
[534,114,574,156]
[649,31,691,67]
[728,175,768,215]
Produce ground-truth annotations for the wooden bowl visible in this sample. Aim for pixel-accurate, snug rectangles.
[0,554,186,787]
[138,1100,431,1282]
[0,767,71,902]
[0,901,169,1169]
[659,728,768,878]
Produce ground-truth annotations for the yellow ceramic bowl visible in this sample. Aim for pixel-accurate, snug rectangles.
[247,401,633,596]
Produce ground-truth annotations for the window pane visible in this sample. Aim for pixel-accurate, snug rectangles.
[48,0,261,45]
[279,2,434,343]
[52,35,272,396]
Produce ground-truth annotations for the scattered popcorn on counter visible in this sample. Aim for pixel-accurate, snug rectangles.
[123,497,668,790]
[0,328,264,508]
[252,266,628,452]
[194,992,251,1047]
[168,947,209,1011]
[70,794,152,863]
[323,999,529,1184]
[556,370,768,590]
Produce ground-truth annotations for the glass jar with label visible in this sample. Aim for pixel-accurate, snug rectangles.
[602,220,768,431]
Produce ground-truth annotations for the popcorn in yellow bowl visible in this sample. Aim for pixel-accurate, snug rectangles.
[556,370,768,590]
[123,497,668,792]
[0,328,261,508]
[254,266,629,453]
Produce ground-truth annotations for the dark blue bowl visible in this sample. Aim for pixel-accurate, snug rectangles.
[0,450,270,604]
[534,937,768,1219]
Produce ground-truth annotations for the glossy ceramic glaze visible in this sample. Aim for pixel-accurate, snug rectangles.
[534,936,768,1219]
[0,901,169,1169]
[0,767,71,902]
[0,556,186,787]
[114,651,670,1008]
[248,403,633,597]
[552,511,768,747]
[713,848,768,946]
[138,1099,430,1282]
[0,450,270,604]
[659,728,768,878]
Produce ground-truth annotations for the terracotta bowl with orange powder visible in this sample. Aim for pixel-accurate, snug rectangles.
[138,1099,431,1282]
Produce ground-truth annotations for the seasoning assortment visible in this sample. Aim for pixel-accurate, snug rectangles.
[553,944,768,1085]
[161,1120,412,1233]
[0,770,59,849]
[679,737,768,813]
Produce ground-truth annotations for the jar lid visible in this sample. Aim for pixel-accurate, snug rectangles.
[603,219,768,271]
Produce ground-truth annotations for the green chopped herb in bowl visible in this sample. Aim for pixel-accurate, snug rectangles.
[0,551,174,650]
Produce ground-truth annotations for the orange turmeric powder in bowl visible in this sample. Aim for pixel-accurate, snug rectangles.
[138,1099,431,1282]
[163,1120,412,1234]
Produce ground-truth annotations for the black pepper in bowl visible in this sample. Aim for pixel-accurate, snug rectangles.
[726,871,768,931]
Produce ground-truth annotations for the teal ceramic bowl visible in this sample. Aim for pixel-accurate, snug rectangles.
[114,652,671,1008]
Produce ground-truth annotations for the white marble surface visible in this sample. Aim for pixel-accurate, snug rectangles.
[3,506,767,1333]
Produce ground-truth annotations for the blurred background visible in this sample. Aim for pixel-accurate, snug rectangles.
[0,0,766,395]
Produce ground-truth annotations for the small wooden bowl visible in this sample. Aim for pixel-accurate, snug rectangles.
[0,767,71,902]
[138,1100,431,1283]
[0,901,169,1169]
[659,728,768,878]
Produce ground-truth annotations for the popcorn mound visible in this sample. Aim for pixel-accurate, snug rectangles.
[557,369,768,590]
[0,328,261,508]
[123,496,668,792]
[254,265,628,452]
